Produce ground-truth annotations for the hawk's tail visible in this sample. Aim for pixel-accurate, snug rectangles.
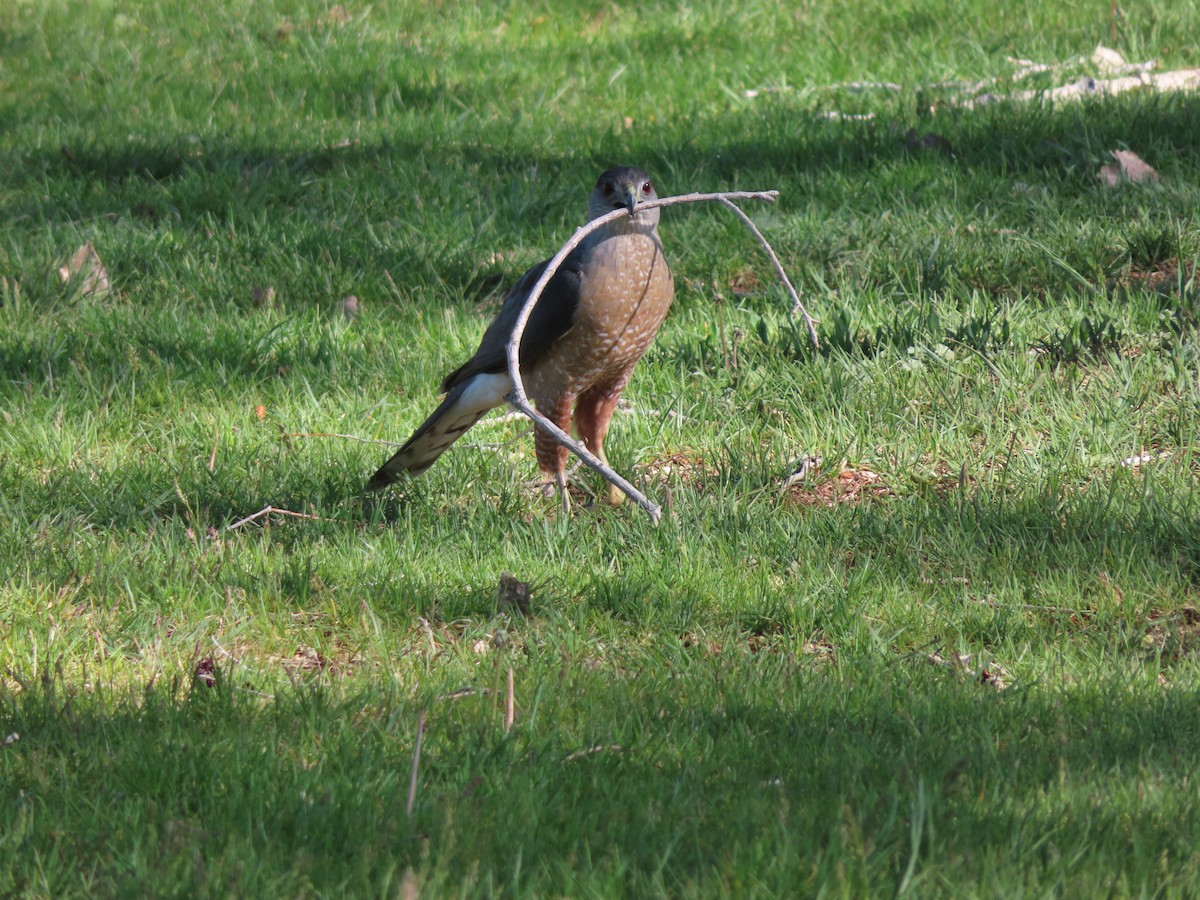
[365,372,509,492]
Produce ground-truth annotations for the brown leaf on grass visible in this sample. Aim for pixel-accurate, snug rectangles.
[57,241,110,297]
[802,638,836,663]
[497,572,532,616]
[1144,607,1200,660]
[194,656,217,687]
[339,294,360,319]
[928,651,1009,690]
[1126,258,1195,295]
[254,404,267,420]
[634,450,719,489]
[786,466,890,508]
[729,268,761,296]
[1098,150,1159,186]
[252,285,277,308]
[0,275,19,303]
[287,646,330,672]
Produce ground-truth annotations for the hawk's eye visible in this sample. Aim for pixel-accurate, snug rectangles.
[642,180,652,194]
[601,183,614,196]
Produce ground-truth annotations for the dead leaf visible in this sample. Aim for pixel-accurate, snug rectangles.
[194,657,217,687]
[252,285,277,308]
[1144,607,1200,660]
[928,651,1009,690]
[254,405,267,420]
[339,294,360,319]
[786,466,889,508]
[496,572,531,616]
[1098,150,1159,186]
[287,646,329,672]
[57,241,110,297]
[635,450,719,489]
[0,276,19,303]
[729,268,761,296]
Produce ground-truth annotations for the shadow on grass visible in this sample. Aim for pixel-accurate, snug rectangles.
[5,450,1198,600]
[3,643,1199,894]
[6,89,1200,264]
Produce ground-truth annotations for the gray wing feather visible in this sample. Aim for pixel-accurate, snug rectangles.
[439,250,584,393]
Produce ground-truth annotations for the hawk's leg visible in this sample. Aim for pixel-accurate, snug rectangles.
[534,393,575,511]
[574,380,630,505]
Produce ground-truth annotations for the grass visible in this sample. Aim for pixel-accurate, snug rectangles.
[3,0,1200,895]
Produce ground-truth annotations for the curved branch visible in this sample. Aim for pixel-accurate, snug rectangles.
[504,188,811,522]
[717,197,820,349]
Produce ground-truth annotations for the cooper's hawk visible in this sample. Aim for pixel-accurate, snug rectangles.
[367,166,675,504]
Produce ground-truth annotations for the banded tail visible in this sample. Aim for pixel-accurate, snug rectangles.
[366,372,509,491]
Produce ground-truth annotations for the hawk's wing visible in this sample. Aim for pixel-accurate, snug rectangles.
[439,250,584,394]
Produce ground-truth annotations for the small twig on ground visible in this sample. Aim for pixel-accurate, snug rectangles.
[563,744,624,762]
[963,595,1093,617]
[834,80,903,91]
[750,50,1194,114]
[505,189,811,522]
[227,505,330,530]
[505,667,514,734]
[406,710,425,817]
[440,686,491,701]
[208,426,220,473]
[289,431,402,447]
[418,617,438,655]
[383,269,404,303]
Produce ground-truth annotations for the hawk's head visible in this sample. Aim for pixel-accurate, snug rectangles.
[587,167,661,230]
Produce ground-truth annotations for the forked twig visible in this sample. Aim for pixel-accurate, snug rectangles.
[227,505,329,530]
[505,189,814,522]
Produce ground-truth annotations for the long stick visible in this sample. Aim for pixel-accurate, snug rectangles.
[504,189,810,521]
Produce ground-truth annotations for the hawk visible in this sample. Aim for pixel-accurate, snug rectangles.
[367,166,675,504]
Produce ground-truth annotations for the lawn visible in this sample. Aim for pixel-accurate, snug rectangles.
[2,0,1200,895]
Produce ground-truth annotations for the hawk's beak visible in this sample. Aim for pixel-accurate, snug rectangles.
[624,187,638,217]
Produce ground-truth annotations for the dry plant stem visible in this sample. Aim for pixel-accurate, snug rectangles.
[208,427,220,473]
[290,431,401,447]
[563,744,624,762]
[505,667,515,734]
[227,505,328,530]
[717,197,820,348]
[504,189,800,522]
[406,710,425,817]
